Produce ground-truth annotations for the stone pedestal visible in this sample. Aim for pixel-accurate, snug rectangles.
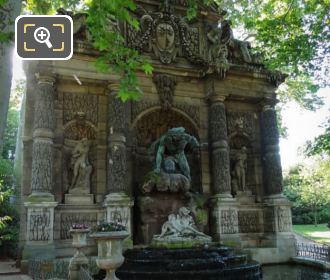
[21,201,58,271]
[65,194,94,205]
[104,192,134,248]
[136,193,187,245]
[210,196,239,244]
[236,190,255,204]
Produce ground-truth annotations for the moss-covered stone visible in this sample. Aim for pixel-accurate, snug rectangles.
[150,239,210,249]
[25,194,54,203]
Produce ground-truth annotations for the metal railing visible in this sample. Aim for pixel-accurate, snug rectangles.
[29,258,69,280]
[295,242,330,262]
[29,257,98,280]
[79,266,94,280]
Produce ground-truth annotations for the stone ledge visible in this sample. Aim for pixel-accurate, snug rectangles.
[291,256,330,271]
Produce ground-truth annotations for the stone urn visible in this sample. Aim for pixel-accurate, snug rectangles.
[69,227,90,280]
[90,231,129,280]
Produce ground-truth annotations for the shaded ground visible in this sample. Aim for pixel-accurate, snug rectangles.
[0,259,20,274]
[0,259,32,280]
[0,276,32,280]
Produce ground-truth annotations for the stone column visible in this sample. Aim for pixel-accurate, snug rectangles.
[208,95,238,242]
[104,83,134,247]
[260,98,284,198]
[209,95,231,198]
[22,73,58,271]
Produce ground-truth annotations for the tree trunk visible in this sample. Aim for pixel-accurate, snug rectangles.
[313,206,317,227]
[0,0,21,154]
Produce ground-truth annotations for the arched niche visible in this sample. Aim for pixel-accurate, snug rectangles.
[131,108,201,194]
[63,119,97,141]
[60,119,98,202]
[131,107,199,147]
[229,132,257,196]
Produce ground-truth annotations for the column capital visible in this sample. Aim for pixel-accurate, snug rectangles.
[259,95,279,112]
[35,73,56,85]
[107,82,120,93]
[208,94,227,104]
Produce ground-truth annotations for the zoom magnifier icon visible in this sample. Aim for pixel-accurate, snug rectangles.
[34,27,53,48]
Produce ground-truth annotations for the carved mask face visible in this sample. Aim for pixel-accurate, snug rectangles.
[156,23,175,50]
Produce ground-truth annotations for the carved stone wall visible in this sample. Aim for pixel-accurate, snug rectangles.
[59,212,98,240]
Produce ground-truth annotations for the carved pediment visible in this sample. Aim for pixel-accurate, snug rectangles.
[127,1,205,66]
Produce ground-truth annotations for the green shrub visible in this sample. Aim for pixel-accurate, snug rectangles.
[0,157,19,258]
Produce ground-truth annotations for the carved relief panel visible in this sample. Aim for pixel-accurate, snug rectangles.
[277,207,292,232]
[220,209,238,234]
[238,210,261,233]
[28,208,51,241]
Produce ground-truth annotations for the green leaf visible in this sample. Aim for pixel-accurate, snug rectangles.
[141,63,153,75]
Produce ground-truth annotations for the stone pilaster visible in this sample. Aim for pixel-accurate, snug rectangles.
[105,83,134,247]
[22,73,58,271]
[260,98,283,198]
[106,83,128,194]
[209,95,231,198]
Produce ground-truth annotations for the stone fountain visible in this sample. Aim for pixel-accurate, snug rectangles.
[19,0,295,275]
[117,128,262,279]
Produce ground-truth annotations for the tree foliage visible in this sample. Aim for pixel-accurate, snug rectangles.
[304,115,330,156]
[2,79,24,160]
[217,0,329,110]
[16,0,328,105]
[284,161,330,225]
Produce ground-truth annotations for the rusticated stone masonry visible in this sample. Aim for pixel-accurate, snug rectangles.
[209,96,231,197]
[30,74,56,194]
[261,99,283,196]
[107,84,128,193]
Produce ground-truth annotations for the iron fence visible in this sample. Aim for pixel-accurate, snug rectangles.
[28,257,98,280]
[79,266,94,280]
[295,242,330,262]
[29,258,69,280]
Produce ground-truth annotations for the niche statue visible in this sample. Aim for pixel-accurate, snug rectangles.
[142,127,199,195]
[231,146,247,194]
[69,138,93,194]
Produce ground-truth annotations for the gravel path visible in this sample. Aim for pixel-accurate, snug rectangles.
[293,232,318,244]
